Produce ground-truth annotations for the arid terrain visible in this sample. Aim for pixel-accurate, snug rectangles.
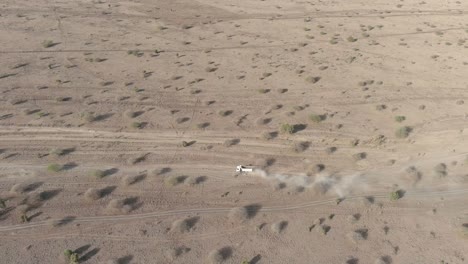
[1,0,468,263]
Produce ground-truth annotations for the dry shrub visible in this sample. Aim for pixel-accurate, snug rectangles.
[165,175,187,186]
[10,183,27,194]
[404,166,421,184]
[121,174,145,186]
[124,110,137,118]
[307,164,325,175]
[84,188,101,201]
[16,204,30,214]
[395,126,412,138]
[270,221,288,234]
[106,199,132,214]
[347,229,368,243]
[292,141,309,153]
[166,246,190,261]
[434,163,447,177]
[228,207,249,223]
[352,152,366,161]
[170,218,190,233]
[223,139,239,147]
[207,247,231,264]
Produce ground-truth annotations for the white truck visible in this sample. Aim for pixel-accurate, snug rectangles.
[236,165,254,173]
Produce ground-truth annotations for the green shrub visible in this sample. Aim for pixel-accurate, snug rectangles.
[280,124,294,134]
[390,191,401,201]
[394,116,406,122]
[47,163,62,172]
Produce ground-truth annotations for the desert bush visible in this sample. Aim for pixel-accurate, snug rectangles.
[90,169,105,179]
[207,247,231,264]
[317,225,330,235]
[390,190,402,201]
[124,110,137,118]
[270,221,288,234]
[261,131,276,140]
[80,112,95,122]
[106,198,132,214]
[347,229,368,243]
[84,188,101,201]
[257,88,269,94]
[280,123,294,134]
[218,110,232,117]
[347,36,358,42]
[395,126,412,138]
[223,139,239,147]
[292,141,309,153]
[131,122,143,129]
[47,163,62,172]
[394,116,406,122]
[375,104,387,111]
[228,207,249,223]
[42,40,54,48]
[165,175,186,186]
[305,76,321,83]
[352,152,366,161]
[309,114,325,123]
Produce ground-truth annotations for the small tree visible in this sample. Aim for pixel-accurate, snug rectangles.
[0,199,6,209]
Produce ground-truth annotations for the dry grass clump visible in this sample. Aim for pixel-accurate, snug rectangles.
[317,224,331,235]
[257,88,270,94]
[261,131,277,140]
[84,188,101,201]
[90,169,105,179]
[166,246,190,261]
[405,166,422,184]
[165,175,187,186]
[395,126,412,138]
[170,218,190,233]
[256,117,271,125]
[292,141,309,153]
[106,198,132,214]
[307,164,325,175]
[184,176,205,185]
[280,123,294,134]
[394,116,406,122]
[352,152,366,161]
[270,221,288,234]
[228,206,251,223]
[121,174,145,186]
[434,163,447,177]
[223,139,239,147]
[10,183,28,194]
[124,110,138,118]
[390,190,402,201]
[305,76,321,83]
[47,163,62,172]
[374,256,391,264]
[80,112,96,122]
[347,229,368,243]
[42,40,54,48]
[207,247,232,264]
[127,154,146,165]
[131,121,144,129]
[309,113,325,123]
[218,110,232,117]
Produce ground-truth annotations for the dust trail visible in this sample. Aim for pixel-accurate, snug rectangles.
[253,169,368,198]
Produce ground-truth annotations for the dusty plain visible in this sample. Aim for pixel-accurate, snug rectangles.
[0,0,468,263]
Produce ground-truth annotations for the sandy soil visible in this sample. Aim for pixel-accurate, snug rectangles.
[0,0,468,263]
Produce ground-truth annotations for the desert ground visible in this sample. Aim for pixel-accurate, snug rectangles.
[0,0,468,263]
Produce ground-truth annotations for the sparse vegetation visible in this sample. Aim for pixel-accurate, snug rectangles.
[390,190,402,201]
[84,188,101,201]
[305,76,321,84]
[309,114,325,123]
[395,116,406,122]
[395,126,412,138]
[280,123,294,134]
[64,249,79,264]
[90,169,105,179]
[47,163,62,172]
[42,40,54,48]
